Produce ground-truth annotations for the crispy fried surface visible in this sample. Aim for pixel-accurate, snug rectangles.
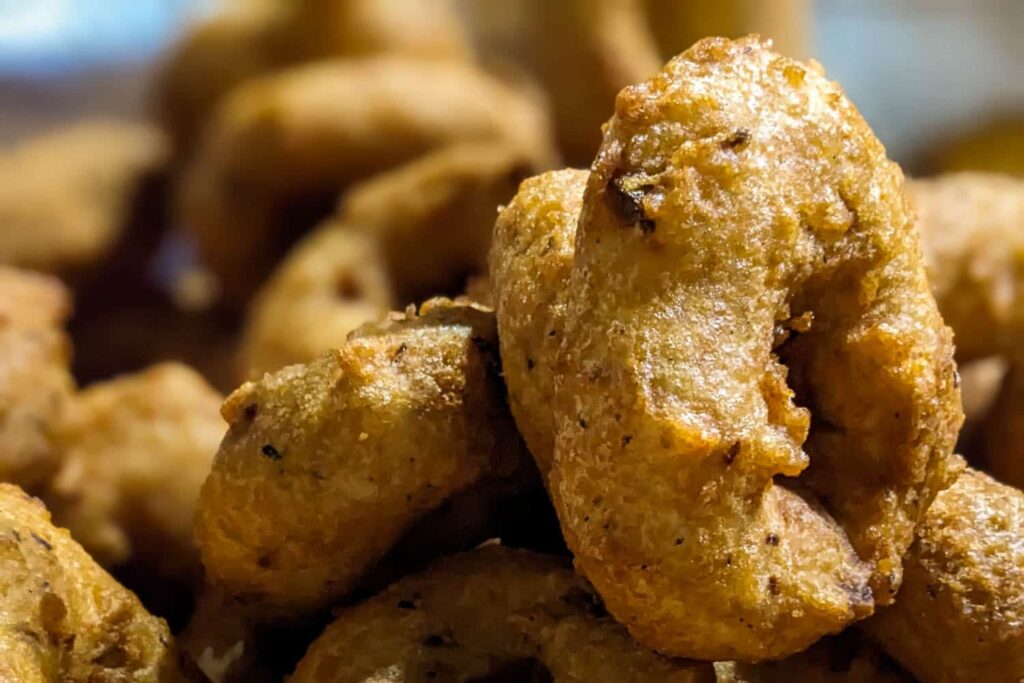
[155,0,471,153]
[863,465,1024,682]
[0,268,74,492]
[909,172,1024,362]
[0,120,167,277]
[465,0,659,165]
[44,364,223,588]
[0,484,194,681]
[291,546,713,683]
[340,141,539,306]
[490,169,587,473]
[239,226,391,379]
[982,367,1024,490]
[552,36,961,660]
[197,299,531,615]
[716,631,910,682]
[180,56,555,304]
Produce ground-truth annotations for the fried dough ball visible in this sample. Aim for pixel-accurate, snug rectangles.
[180,56,555,304]
[0,120,167,280]
[909,172,1024,362]
[552,37,961,660]
[862,464,1024,682]
[491,169,587,473]
[44,364,223,591]
[0,484,195,681]
[0,268,74,492]
[339,141,540,305]
[197,299,532,616]
[645,0,810,61]
[464,0,660,165]
[239,227,391,379]
[982,367,1024,489]
[155,0,471,153]
[290,546,714,683]
[241,141,535,378]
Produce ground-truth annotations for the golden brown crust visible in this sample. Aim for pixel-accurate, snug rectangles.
[490,169,588,473]
[0,484,194,681]
[239,226,391,379]
[863,465,1024,682]
[197,299,532,616]
[716,631,911,683]
[0,120,167,278]
[552,36,961,660]
[982,367,1024,490]
[154,0,471,154]
[180,56,555,305]
[339,141,540,306]
[44,364,223,587]
[909,172,1024,362]
[291,546,714,683]
[0,268,74,492]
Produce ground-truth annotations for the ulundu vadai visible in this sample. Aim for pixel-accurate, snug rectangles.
[0,484,196,681]
[550,36,961,660]
[290,546,714,683]
[197,299,532,616]
[862,462,1024,682]
[180,56,555,305]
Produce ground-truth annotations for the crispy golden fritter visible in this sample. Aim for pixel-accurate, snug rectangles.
[909,172,1024,362]
[197,299,532,616]
[0,484,196,681]
[290,546,714,683]
[44,364,223,589]
[465,0,660,165]
[490,168,587,473]
[863,465,1024,682]
[0,120,167,279]
[0,268,74,492]
[155,0,471,153]
[340,141,540,306]
[552,37,961,660]
[180,56,555,305]
[241,142,537,379]
[716,631,910,682]
[239,226,391,379]
[645,0,810,61]
[982,367,1024,490]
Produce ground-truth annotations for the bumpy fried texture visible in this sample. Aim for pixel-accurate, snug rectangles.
[239,226,391,379]
[716,631,910,682]
[0,268,74,492]
[181,56,555,304]
[44,364,223,589]
[291,547,713,683]
[0,484,194,681]
[0,120,167,278]
[645,0,810,61]
[465,0,659,165]
[932,118,1024,178]
[340,141,540,305]
[490,169,587,473]
[155,0,470,153]
[863,465,1024,682]
[553,37,961,660]
[197,300,531,616]
[909,172,1024,362]
[982,367,1024,489]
